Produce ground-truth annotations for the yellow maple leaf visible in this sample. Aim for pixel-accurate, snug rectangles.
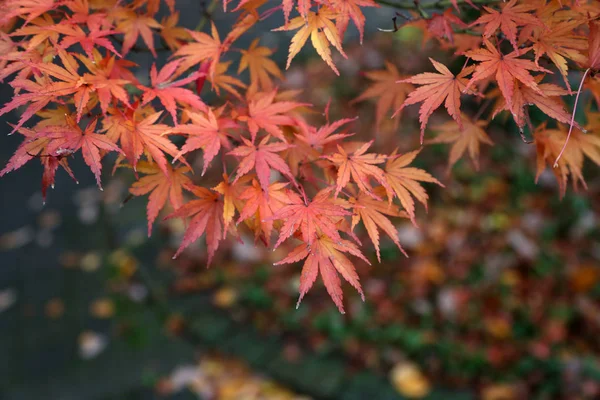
[274,8,347,75]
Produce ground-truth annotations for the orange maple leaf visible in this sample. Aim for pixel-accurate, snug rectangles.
[275,235,369,313]
[429,115,493,170]
[534,123,600,197]
[352,61,413,130]
[114,8,162,57]
[384,149,443,225]
[329,0,379,44]
[396,58,474,143]
[172,22,222,78]
[140,59,207,124]
[43,115,122,189]
[238,90,308,142]
[237,180,292,246]
[129,161,192,236]
[238,39,284,91]
[228,136,295,195]
[470,0,544,50]
[325,141,392,199]
[166,186,225,264]
[350,187,408,262]
[169,107,234,175]
[274,9,347,75]
[272,188,350,249]
[464,40,550,113]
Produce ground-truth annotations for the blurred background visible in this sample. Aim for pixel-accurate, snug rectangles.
[2,1,600,399]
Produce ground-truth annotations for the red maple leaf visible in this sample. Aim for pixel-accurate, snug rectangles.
[140,59,207,124]
[228,136,296,195]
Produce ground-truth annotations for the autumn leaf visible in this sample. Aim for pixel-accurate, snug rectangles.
[426,9,467,45]
[0,124,77,202]
[50,19,121,59]
[228,136,295,195]
[384,149,443,225]
[207,61,247,98]
[429,115,493,170]
[168,107,234,175]
[160,12,191,50]
[329,0,379,44]
[464,40,551,113]
[237,180,291,245]
[274,235,369,313]
[492,81,576,130]
[350,187,408,262]
[42,115,123,189]
[534,123,600,197]
[529,20,588,89]
[271,188,350,249]
[213,173,251,231]
[352,61,413,131]
[470,0,543,50]
[140,59,207,124]
[238,90,308,142]
[129,161,192,236]
[325,141,392,199]
[114,8,162,57]
[238,39,284,92]
[113,110,181,176]
[165,186,224,264]
[172,22,222,78]
[396,58,474,143]
[274,9,347,75]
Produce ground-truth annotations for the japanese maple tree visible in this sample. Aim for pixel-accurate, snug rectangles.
[1,0,599,313]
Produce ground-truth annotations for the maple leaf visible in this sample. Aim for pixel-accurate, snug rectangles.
[140,60,207,124]
[271,188,350,248]
[464,40,551,113]
[42,115,122,189]
[75,50,132,115]
[228,136,295,195]
[470,0,543,50]
[274,235,369,313]
[27,49,97,123]
[492,81,576,130]
[169,107,234,175]
[329,0,378,44]
[160,12,191,51]
[237,180,292,245]
[288,118,355,177]
[429,115,493,170]
[172,22,222,78]
[396,58,474,143]
[1,0,56,26]
[274,9,347,75]
[529,20,588,89]
[325,141,392,199]
[8,14,59,52]
[534,124,600,197]
[238,90,308,142]
[384,149,443,225]
[50,19,121,59]
[0,125,77,202]
[165,186,224,264]
[352,61,413,130]
[238,39,283,91]
[114,8,162,57]
[213,173,252,231]
[426,9,467,45]
[207,61,247,98]
[129,161,192,236]
[112,110,181,176]
[350,187,408,262]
